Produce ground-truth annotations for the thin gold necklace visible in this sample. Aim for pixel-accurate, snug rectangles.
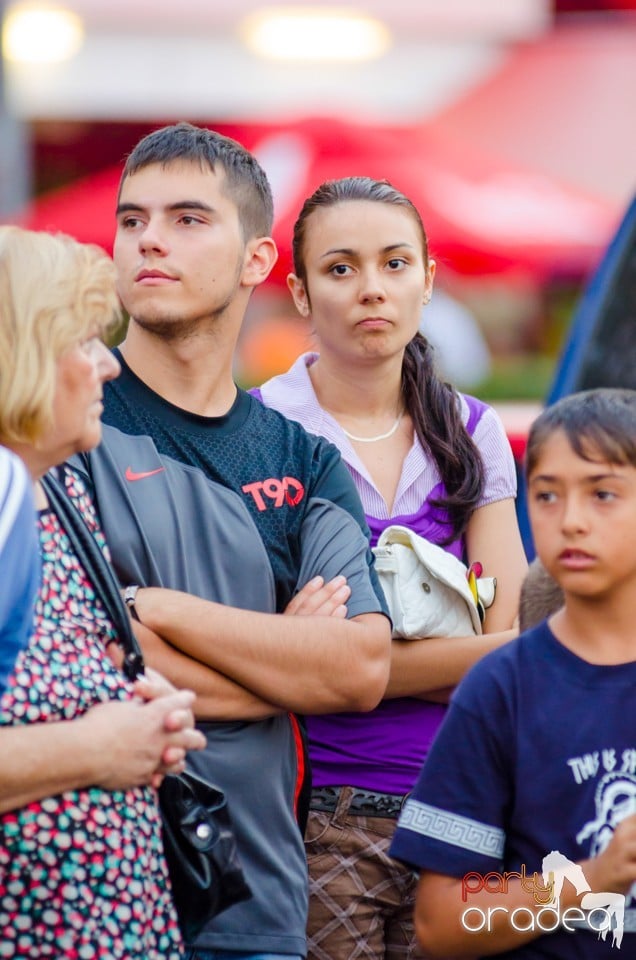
[341,411,404,443]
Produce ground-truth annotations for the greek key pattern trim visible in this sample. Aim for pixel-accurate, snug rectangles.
[398,799,505,858]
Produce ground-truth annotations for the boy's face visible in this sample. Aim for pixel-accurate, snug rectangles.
[113,160,248,334]
[527,428,636,600]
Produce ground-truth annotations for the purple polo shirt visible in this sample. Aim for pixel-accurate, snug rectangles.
[255,353,517,794]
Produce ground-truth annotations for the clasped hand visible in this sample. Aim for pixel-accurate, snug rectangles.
[83,666,206,791]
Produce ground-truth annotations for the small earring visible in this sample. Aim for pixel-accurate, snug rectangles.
[423,294,431,304]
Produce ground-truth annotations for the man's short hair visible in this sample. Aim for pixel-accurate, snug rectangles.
[120,122,274,240]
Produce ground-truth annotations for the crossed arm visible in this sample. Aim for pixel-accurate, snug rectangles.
[131,501,522,718]
[131,577,390,720]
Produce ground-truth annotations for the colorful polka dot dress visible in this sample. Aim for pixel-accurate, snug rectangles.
[0,469,184,958]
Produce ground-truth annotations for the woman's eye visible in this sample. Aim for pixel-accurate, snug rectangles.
[329,263,352,277]
[386,258,406,271]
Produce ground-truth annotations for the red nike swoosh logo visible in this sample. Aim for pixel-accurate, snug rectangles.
[125,466,166,482]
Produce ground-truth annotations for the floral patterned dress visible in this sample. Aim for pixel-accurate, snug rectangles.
[0,468,183,958]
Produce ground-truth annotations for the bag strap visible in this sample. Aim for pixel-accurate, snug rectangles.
[41,468,145,681]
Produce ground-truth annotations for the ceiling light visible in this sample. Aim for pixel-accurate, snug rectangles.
[240,6,391,63]
[3,3,84,64]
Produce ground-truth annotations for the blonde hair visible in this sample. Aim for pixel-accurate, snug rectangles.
[0,227,119,444]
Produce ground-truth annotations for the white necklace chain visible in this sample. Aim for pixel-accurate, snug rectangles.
[342,411,404,443]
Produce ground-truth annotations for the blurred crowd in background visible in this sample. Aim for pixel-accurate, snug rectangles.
[2,0,635,402]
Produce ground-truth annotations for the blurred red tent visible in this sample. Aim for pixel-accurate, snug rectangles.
[429,20,636,209]
[20,115,619,287]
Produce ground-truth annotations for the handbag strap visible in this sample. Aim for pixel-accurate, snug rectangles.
[41,468,145,681]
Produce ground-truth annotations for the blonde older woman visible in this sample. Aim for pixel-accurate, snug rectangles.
[0,226,204,959]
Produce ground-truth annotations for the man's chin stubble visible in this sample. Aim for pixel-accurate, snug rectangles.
[131,313,218,342]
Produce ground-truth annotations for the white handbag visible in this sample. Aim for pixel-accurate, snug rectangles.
[373,525,496,639]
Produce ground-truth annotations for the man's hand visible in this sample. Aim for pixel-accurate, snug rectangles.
[135,584,390,714]
[284,575,351,619]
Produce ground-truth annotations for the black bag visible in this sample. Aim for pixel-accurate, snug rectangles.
[41,469,251,940]
[158,768,251,941]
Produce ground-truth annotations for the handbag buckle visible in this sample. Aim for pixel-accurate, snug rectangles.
[122,650,145,681]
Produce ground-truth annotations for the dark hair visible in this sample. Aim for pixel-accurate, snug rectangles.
[292,176,485,544]
[119,122,274,240]
[518,558,564,632]
[525,388,636,478]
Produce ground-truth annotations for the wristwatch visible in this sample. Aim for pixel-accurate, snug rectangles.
[124,584,141,622]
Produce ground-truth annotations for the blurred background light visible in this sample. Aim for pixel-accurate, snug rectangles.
[239,6,391,62]
[3,3,84,64]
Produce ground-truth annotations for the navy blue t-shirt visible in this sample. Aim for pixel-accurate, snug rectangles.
[390,621,636,958]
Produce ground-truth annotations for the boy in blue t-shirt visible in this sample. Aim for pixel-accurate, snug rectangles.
[390,388,636,958]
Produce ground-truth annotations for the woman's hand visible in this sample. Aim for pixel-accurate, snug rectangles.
[284,575,351,619]
[81,687,205,791]
[132,666,206,786]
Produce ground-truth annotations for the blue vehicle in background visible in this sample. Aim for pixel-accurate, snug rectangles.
[516,195,636,558]
[547,195,636,404]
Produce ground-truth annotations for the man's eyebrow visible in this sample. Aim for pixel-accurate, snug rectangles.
[115,200,215,216]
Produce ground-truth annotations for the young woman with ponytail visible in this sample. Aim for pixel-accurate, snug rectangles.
[254,177,528,960]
